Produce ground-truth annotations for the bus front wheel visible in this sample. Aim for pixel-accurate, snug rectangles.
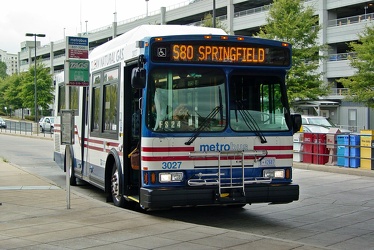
[111,164,126,207]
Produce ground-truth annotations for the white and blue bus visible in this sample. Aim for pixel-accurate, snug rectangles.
[53,25,302,210]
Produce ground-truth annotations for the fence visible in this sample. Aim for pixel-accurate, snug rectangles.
[294,130,374,170]
[0,119,53,139]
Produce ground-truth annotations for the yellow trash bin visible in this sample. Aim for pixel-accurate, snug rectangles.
[360,130,374,170]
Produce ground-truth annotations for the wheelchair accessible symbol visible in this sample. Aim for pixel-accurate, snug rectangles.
[157,48,167,57]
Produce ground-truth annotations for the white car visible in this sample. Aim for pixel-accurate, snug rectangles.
[301,115,351,133]
[0,117,6,128]
[39,117,54,133]
[301,124,330,133]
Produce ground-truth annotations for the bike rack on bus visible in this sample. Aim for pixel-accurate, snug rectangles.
[188,150,269,196]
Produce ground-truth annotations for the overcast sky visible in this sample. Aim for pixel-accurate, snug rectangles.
[1,0,188,54]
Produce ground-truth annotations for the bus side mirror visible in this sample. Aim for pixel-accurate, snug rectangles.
[131,67,146,89]
[291,113,302,134]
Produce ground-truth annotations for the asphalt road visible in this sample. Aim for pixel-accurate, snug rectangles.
[1,134,374,249]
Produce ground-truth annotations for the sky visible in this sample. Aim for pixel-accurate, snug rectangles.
[1,0,188,54]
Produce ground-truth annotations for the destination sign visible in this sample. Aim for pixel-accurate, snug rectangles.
[151,42,290,66]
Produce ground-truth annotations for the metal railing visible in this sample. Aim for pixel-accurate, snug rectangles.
[294,131,374,170]
[328,13,374,27]
[328,52,356,61]
[329,88,349,96]
[0,119,53,139]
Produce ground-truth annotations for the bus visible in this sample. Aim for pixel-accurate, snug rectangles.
[53,24,302,210]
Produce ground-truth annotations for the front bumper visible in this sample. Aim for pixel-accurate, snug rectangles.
[140,184,299,209]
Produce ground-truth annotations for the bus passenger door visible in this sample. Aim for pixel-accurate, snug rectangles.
[123,64,141,196]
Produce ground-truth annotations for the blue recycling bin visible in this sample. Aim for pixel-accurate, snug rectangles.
[337,135,349,167]
[349,134,360,168]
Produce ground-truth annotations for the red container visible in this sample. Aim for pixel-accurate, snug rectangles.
[312,133,329,164]
[303,133,313,163]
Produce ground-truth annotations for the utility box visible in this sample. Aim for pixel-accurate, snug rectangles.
[326,128,341,166]
[313,133,328,165]
[337,135,349,167]
[293,133,303,162]
[360,130,374,170]
[350,134,360,168]
[303,133,313,163]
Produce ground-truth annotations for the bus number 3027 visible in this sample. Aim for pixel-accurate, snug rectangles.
[162,162,182,169]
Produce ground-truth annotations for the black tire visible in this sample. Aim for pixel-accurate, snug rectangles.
[65,148,77,186]
[110,164,126,207]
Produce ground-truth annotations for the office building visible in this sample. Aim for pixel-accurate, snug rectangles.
[0,49,18,75]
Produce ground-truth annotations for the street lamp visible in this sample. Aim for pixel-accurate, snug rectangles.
[365,3,373,17]
[213,0,216,28]
[25,33,46,124]
[145,0,149,17]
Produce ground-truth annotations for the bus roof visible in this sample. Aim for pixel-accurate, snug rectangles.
[89,25,227,71]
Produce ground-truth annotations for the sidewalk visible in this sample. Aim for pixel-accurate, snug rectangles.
[293,161,374,178]
[0,161,331,250]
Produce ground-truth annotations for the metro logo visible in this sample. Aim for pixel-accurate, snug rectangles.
[199,142,249,152]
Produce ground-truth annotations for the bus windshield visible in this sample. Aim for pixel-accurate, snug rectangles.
[229,73,289,132]
[147,68,226,132]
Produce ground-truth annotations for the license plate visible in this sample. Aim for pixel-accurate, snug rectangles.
[260,157,276,166]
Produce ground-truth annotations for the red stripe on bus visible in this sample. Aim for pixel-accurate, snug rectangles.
[142,146,195,152]
[142,154,293,162]
[254,145,293,150]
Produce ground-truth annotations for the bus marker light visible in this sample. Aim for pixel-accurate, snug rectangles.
[220,193,229,198]
[151,172,156,184]
[285,169,290,179]
[144,173,149,185]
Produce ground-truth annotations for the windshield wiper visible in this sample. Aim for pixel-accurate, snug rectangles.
[235,100,267,144]
[185,105,222,145]
[185,87,223,145]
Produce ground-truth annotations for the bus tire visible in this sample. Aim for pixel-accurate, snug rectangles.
[65,147,77,186]
[111,163,126,207]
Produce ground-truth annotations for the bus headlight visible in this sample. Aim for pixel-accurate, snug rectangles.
[159,172,184,183]
[263,169,285,179]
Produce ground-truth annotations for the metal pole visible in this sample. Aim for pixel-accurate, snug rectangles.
[213,0,216,28]
[146,0,149,17]
[34,35,37,123]
[26,33,45,132]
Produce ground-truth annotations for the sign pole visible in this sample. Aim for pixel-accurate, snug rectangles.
[63,36,89,209]
[61,110,75,209]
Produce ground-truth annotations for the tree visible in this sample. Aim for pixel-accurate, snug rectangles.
[19,61,54,119]
[3,73,26,118]
[256,0,329,106]
[0,77,8,114]
[201,13,228,33]
[337,25,374,108]
[0,61,7,79]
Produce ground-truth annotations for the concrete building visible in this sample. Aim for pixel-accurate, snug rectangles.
[16,0,374,130]
[0,49,18,75]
